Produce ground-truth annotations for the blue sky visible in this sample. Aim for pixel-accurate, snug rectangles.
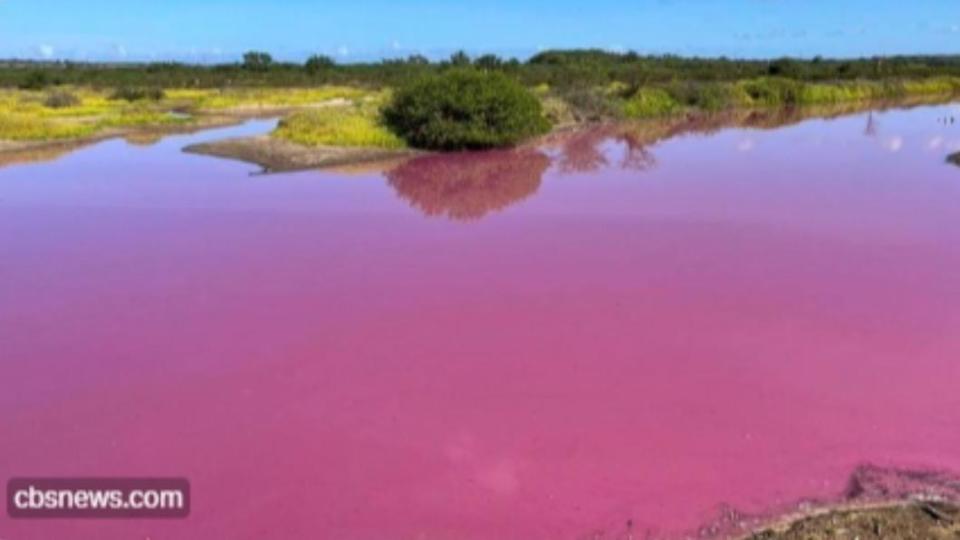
[2,0,959,62]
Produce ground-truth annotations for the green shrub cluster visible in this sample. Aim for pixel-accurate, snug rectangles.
[623,88,681,118]
[383,70,551,150]
[109,87,166,102]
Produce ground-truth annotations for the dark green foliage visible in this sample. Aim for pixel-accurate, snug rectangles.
[383,69,551,150]
[18,70,50,90]
[449,51,471,67]
[43,90,81,108]
[406,54,430,66]
[5,50,960,91]
[474,54,504,70]
[739,78,804,105]
[305,55,335,74]
[242,51,273,71]
[109,86,166,101]
[663,80,743,110]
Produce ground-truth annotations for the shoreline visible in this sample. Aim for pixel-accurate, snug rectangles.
[0,113,246,167]
[187,94,959,173]
[182,134,421,172]
[741,499,958,539]
[3,92,958,173]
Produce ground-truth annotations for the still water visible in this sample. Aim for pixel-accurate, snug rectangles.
[1,104,959,539]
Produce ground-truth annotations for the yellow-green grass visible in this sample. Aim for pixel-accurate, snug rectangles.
[0,87,190,141]
[0,86,380,143]
[621,76,960,119]
[623,87,682,118]
[0,114,98,141]
[164,86,374,110]
[272,102,406,149]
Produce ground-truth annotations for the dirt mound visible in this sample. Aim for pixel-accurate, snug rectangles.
[747,502,959,539]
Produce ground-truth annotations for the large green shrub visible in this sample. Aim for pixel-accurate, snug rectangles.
[383,70,551,150]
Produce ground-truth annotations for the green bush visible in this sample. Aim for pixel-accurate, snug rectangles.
[383,69,551,150]
[623,87,680,118]
[43,90,81,108]
[664,81,750,111]
[738,77,804,106]
[109,87,166,102]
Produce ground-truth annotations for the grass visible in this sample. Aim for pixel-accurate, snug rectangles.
[623,88,682,118]
[1,74,959,146]
[0,113,98,141]
[164,86,372,110]
[617,76,960,119]
[0,85,377,143]
[272,100,406,149]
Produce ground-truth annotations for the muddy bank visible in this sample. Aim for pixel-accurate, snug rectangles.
[730,464,960,540]
[745,501,959,539]
[183,134,419,172]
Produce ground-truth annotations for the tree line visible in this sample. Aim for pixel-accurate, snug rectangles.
[5,49,960,90]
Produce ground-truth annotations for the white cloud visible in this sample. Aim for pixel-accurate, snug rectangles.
[336,45,350,57]
[38,44,54,59]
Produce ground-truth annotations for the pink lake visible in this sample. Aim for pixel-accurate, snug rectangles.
[1,105,959,539]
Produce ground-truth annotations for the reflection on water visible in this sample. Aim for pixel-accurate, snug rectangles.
[385,149,550,220]
[545,125,658,173]
[0,141,96,169]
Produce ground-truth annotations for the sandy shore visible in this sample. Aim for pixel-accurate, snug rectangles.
[182,134,419,172]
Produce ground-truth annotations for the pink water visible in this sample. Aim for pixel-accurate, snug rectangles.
[1,106,959,539]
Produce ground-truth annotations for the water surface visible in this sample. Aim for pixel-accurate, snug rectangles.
[1,105,959,539]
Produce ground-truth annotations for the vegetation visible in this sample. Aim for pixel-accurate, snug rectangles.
[43,90,81,109]
[305,55,336,74]
[0,87,192,142]
[163,86,370,109]
[383,70,551,150]
[273,99,405,149]
[242,51,273,71]
[616,76,960,118]
[7,50,960,90]
[4,50,960,148]
[0,86,381,143]
[109,86,166,102]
